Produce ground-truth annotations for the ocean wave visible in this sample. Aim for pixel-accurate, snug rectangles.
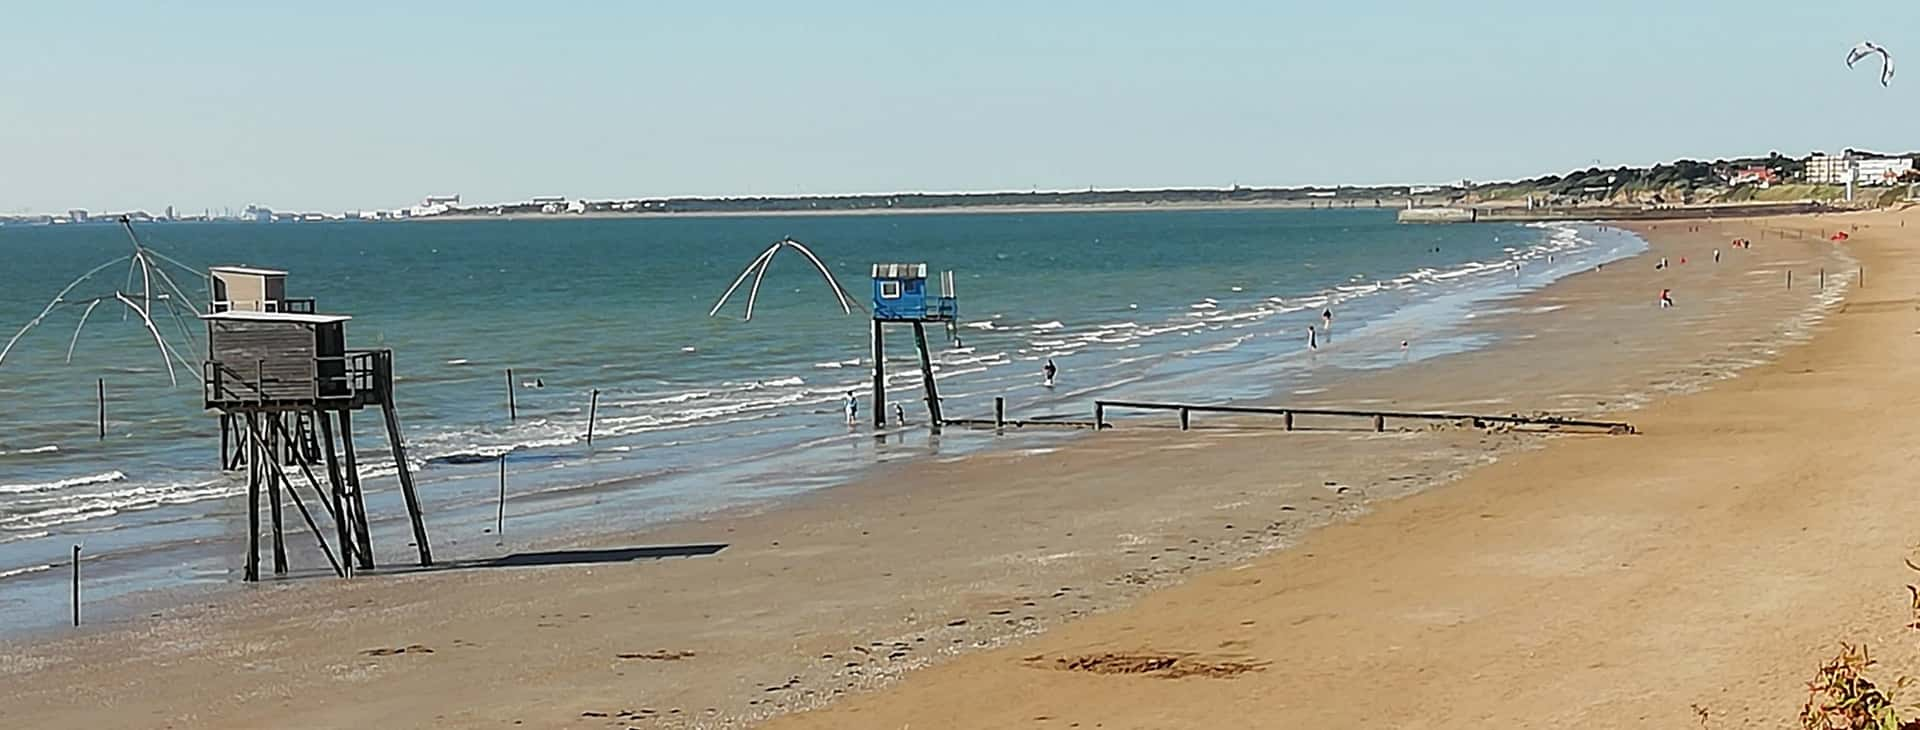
[0,445,59,457]
[1029,321,1064,330]
[0,564,53,581]
[0,470,127,495]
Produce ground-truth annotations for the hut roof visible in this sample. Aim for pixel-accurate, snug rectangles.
[871,263,928,279]
[199,311,350,325]
[209,265,289,277]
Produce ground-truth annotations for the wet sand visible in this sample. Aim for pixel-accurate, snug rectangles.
[0,214,1868,728]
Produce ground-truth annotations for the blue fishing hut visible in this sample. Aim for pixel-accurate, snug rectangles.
[868,263,958,431]
[870,264,958,322]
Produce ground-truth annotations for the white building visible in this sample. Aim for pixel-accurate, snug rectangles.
[1806,152,1915,185]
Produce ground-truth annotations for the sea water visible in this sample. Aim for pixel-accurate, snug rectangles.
[0,209,1644,633]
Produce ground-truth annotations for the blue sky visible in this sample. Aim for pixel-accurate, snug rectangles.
[1,1,1914,213]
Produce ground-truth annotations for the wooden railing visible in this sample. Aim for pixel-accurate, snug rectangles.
[204,350,384,407]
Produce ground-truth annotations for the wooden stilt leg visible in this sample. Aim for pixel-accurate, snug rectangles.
[378,353,432,566]
[268,416,287,575]
[220,414,230,470]
[245,413,260,582]
[318,411,353,574]
[339,410,374,569]
[913,322,943,433]
[269,418,345,531]
[245,422,344,578]
[871,319,886,428]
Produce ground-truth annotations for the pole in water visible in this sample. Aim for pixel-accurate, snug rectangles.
[586,389,600,446]
[96,378,105,440]
[994,397,1006,433]
[71,544,80,626]
[506,368,517,422]
[496,455,506,539]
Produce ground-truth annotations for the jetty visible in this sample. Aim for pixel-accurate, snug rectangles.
[1091,400,1635,434]
[937,398,1634,435]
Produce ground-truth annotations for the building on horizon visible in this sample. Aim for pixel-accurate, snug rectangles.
[67,209,88,224]
[1724,166,1779,188]
[1805,151,1915,186]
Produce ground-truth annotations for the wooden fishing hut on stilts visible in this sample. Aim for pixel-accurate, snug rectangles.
[869,264,958,432]
[200,267,431,581]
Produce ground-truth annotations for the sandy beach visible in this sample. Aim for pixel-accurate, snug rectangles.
[0,211,1887,729]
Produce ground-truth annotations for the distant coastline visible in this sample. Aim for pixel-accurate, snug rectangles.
[416,196,1420,222]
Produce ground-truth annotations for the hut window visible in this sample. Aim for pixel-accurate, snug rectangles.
[880,280,902,299]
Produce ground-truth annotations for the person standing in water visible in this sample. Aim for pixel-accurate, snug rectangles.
[1307,325,1319,351]
[844,391,858,425]
[892,403,906,425]
[1042,358,1058,387]
[1321,308,1333,333]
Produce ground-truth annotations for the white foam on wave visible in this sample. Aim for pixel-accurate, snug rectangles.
[0,470,127,495]
[0,445,58,457]
[0,564,53,581]
[445,358,471,366]
[1029,321,1065,330]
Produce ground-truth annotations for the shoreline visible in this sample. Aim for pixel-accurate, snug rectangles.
[0,215,1860,728]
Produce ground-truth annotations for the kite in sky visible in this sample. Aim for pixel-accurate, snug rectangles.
[1848,41,1895,87]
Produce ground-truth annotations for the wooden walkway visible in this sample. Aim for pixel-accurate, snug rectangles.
[1092,400,1636,435]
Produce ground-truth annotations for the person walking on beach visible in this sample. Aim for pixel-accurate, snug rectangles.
[1321,308,1333,333]
[1307,325,1319,351]
[844,391,858,425]
[1659,288,1675,309]
[1713,248,1721,263]
[1042,358,1058,388]
[892,403,906,425]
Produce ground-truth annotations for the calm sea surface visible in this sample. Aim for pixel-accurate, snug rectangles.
[0,208,1644,633]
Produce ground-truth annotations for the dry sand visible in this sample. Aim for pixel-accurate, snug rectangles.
[0,211,1889,729]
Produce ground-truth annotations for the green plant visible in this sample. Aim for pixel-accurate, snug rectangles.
[1800,643,1918,730]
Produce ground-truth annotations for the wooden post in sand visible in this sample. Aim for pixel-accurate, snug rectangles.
[1093,402,1105,430]
[1373,414,1386,432]
[586,389,600,446]
[70,544,80,626]
[496,455,506,538]
[994,397,1006,433]
[1786,270,1792,290]
[1284,411,1295,431]
[1820,268,1826,291]
[1179,407,1191,431]
[506,368,517,422]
